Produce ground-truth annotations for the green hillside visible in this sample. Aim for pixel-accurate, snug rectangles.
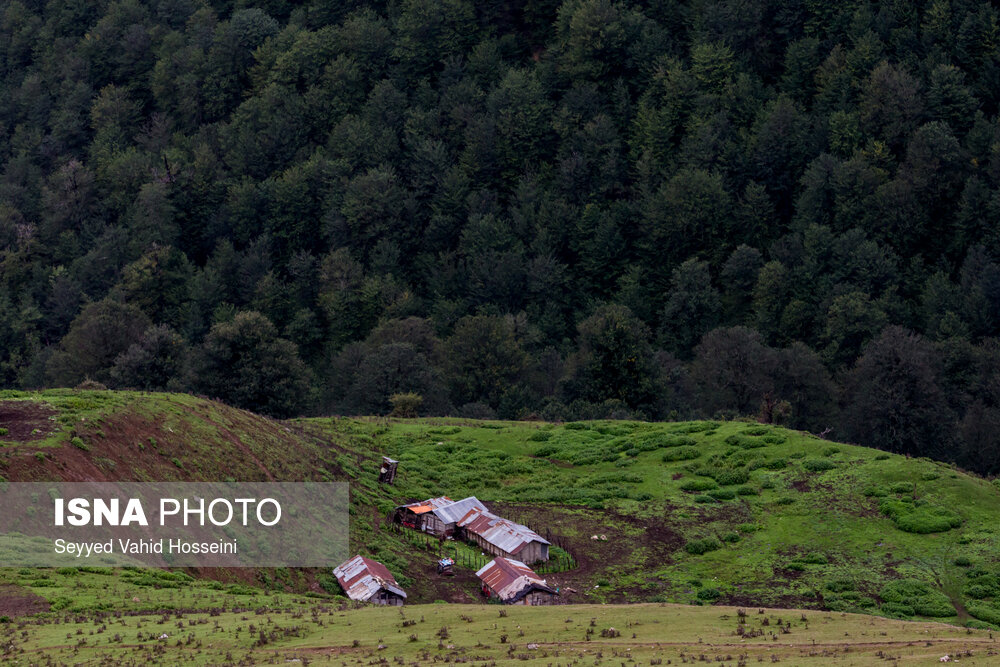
[3,390,1000,630]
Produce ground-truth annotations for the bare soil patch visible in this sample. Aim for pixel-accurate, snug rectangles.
[0,584,50,617]
[0,401,58,442]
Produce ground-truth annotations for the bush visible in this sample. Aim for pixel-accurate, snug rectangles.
[742,426,769,436]
[685,538,722,555]
[716,467,750,486]
[528,431,552,442]
[921,471,940,481]
[71,437,89,451]
[967,602,1000,626]
[0,428,7,436]
[874,453,891,460]
[800,552,827,564]
[879,499,962,533]
[722,531,740,543]
[389,392,423,417]
[762,435,786,444]
[736,485,758,496]
[801,458,836,472]
[880,602,915,618]
[534,445,559,457]
[694,495,717,503]
[564,422,589,430]
[761,457,787,470]
[890,482,915,493]
[774,496,795,505]
[880,580,954,618]
[825,579,856,593]
[863,486,888,497]
[662,446,701,462]
[724,435,767,449]
[822,446,840,456]
[680,479,718,492]
[954,556,972,567]
[708,489,735,500]
[696,587,722,601]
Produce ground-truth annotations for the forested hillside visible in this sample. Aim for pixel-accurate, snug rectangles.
[2,0,1000,472]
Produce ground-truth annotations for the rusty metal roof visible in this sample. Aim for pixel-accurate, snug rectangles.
[458,507,550,555]
[475,557,556,602]
[333,555,407,602]
[397,496,453,514]
[431,496,487,525]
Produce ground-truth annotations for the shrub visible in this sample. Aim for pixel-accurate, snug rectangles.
[966,619,998,630]
[801,458,836,472]
[890,482,915,493]
[680,479,718,492]
[774,496,795,505]
[954,556,972,567]
[534,445,559,457]
[528,431,552,442]
[742,426,769,436]
[880,602,915,618]
[694,495,717,503]
[787,562,806,571]
[736,485,758,496]
[879,499,962,533]
[967,603,1000,626]
[662,446,700,462]
[863,486,888,497]
[822,446,840,456]
[800,552,827,564]
[880,580,954,618]
[760,477,776,489]
[762,435,786,444]
[0,428,7,436]
[697,587,722,601]
[722,531,740,543]
[825,579,856,593]
[70,437,89,451]
[921,471,940,481]
[737,523,759,533]
[724,435,767,449]
[716,467,751,486]
[685,538,722,555]
[564,422,589,430]
[708,489,735,500]
[761,458,787,470]
[874,453,891,460]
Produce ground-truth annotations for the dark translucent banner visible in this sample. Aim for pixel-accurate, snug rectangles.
[0,482,348,567]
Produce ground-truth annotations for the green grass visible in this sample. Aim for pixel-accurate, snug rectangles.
[2,391,1000,631]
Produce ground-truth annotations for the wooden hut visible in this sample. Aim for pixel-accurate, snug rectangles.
[476,557,558,605]
[458,507,550,563]
[333,555,407,606]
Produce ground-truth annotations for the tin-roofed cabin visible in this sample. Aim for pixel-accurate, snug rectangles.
[333,555,407,606]
[424,496,487,537]
[458,507,551,563]
[476,557,558,605]
[392,496,453,532]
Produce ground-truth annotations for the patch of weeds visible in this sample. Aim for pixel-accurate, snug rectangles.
[71,436,89,451]
[528,431,552,442]
[724,435,767,449]
[737,523,759,533]
[721,531,740,543]
[685,538,722,555]
[707,489,735,500]
[921,471,940,481]
[825,579,856,593]
[874,453,891,461]
[564,423,589,430]
[742,426,770,436]
[889,482,915,494]
[800,553,827,564]
[954,556,972,567]
[788,451,806,459]
[534,445,559,457]
[694,495,717,503]
[736,485,758,496]
[774,496,795,505]
[863,486,888,497]
[822,446,840,456]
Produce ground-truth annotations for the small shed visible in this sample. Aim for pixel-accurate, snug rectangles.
[392,496,453,531]
[424,496,487,537]
[458,507,551,563]
[378,456,399,484]
[333,555,407,606]
[476,557,558,605]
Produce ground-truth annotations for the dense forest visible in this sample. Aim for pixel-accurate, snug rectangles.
[2,0,1000,472]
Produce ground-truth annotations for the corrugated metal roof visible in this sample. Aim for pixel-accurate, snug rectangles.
[431,496,487,524]
[398,496,453,513]
[333,555,407,602]
[458,507,550,555]
[475,557,555,602]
